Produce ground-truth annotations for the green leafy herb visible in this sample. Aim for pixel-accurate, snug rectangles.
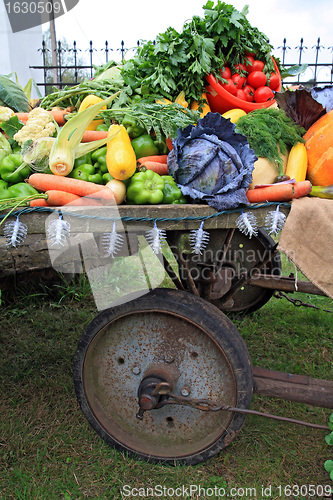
[235,108,306,172]
[120,1,275,102]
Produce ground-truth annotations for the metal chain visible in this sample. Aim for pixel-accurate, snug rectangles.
[274,290,333,313]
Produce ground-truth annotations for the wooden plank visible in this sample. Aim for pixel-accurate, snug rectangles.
[0,204,290,234]
[253,366,333,408]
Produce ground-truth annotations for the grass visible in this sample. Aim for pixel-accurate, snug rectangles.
[0,250,332,500]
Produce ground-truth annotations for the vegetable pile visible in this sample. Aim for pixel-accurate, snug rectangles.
[1,1,333,214]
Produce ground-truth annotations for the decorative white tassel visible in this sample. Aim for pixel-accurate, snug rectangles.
[46,214,70,246]
[190,220,210,255]
[235,211,258,239]
[3,216,28,248]
[101,221,124,258]
[145,221,166,254]
[265,205,286,235]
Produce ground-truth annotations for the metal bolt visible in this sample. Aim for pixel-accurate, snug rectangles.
[163,355,174,364]
[132,366,141,375]
[180,386,190,397]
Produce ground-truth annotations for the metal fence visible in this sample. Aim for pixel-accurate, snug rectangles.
[30,37,333,95]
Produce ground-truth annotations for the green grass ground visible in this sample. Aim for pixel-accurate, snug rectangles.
[0,252,332,499]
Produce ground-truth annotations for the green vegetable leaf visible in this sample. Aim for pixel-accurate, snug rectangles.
[279,64,307,80]
[0,75,29,112]
[23,78,42,100]
[1,115,24,138]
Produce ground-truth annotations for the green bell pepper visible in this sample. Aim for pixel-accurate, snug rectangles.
[126,170,165,204]
[69,163,95,182]
[154,139,169,156]
[0,185,11,200]
[7,182,39,198]
[102,172,113,184]
[173,194,188,204]
[0,179,8,190]
[88,172,103,184]
[0,133,12,164]
[96,123,109,132]
[130,134,159,159]
[74,153,93,168]
[122,115,146,139]
[0,154,30,183]
[91,146,108,174]
[91,146,107,163]
[161,175,185,204]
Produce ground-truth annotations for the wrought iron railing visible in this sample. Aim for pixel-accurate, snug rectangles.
[30,38,333,95]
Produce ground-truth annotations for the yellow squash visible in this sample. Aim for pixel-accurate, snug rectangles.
[190,92,211,117]
[285,142,308,182]
[106,124,137,181]
[78,95,106,131]
[222,108,246,124]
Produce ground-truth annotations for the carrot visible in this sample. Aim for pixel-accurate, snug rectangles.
[15,112,29,124]
[29,198,48,207]
[66,197,103,206]
[45,190,81,206]
[166,137,173,151]
[137,155,168,165]
[81,130,109,142]
[15,109,69,126]
[292,180,312,198]
[138,161,168,175]
[246,180,312,203]
[48,108,69,126]
[28,173,115,203]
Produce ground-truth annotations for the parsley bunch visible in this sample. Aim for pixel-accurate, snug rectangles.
[121,1,275,102]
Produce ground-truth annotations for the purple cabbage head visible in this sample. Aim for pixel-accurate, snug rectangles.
[167,112,257,210]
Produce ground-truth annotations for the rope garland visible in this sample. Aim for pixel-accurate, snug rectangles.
[0,202,291,224]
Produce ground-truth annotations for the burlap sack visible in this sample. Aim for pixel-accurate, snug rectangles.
[277,197,333,299]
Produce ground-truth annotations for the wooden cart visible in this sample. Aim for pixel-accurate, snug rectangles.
[1,203,332,465]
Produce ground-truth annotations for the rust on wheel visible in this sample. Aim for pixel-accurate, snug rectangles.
[73,289,253,465]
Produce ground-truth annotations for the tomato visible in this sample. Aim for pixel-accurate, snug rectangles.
[220,67,231,79]
[248,60,265,73]
[268,72,280,90]
[221,79,237,95]
[231,73,246,89]
[234,63,247,75]
[244,55,254,72]
[235,89,247,101]
[243,84,255,102]
[247,71,267,88]
[254,86,275,103]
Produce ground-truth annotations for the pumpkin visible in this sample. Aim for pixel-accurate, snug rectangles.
[304,110,333,186]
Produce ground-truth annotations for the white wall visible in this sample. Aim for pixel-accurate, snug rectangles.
[0,1,44,97]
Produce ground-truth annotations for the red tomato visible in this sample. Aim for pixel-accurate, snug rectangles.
[268,72,280,90]
[234,63,247,74]
[236,89,247,101]
[243,84,255,102]
[248,60,265,73]
[254,86,275,103]
[247,71,267,88]
[221,78,237,95]
[231,73,246,89]
[220,67,231,79]
[244,55,254,72]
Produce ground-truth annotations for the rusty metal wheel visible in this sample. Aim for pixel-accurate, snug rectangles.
[73,288,253,465]
[167,228,281,314]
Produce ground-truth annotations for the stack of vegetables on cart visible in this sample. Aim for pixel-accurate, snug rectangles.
[1,1,333,219]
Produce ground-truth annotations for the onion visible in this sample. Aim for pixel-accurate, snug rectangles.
[106,179,126,204]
